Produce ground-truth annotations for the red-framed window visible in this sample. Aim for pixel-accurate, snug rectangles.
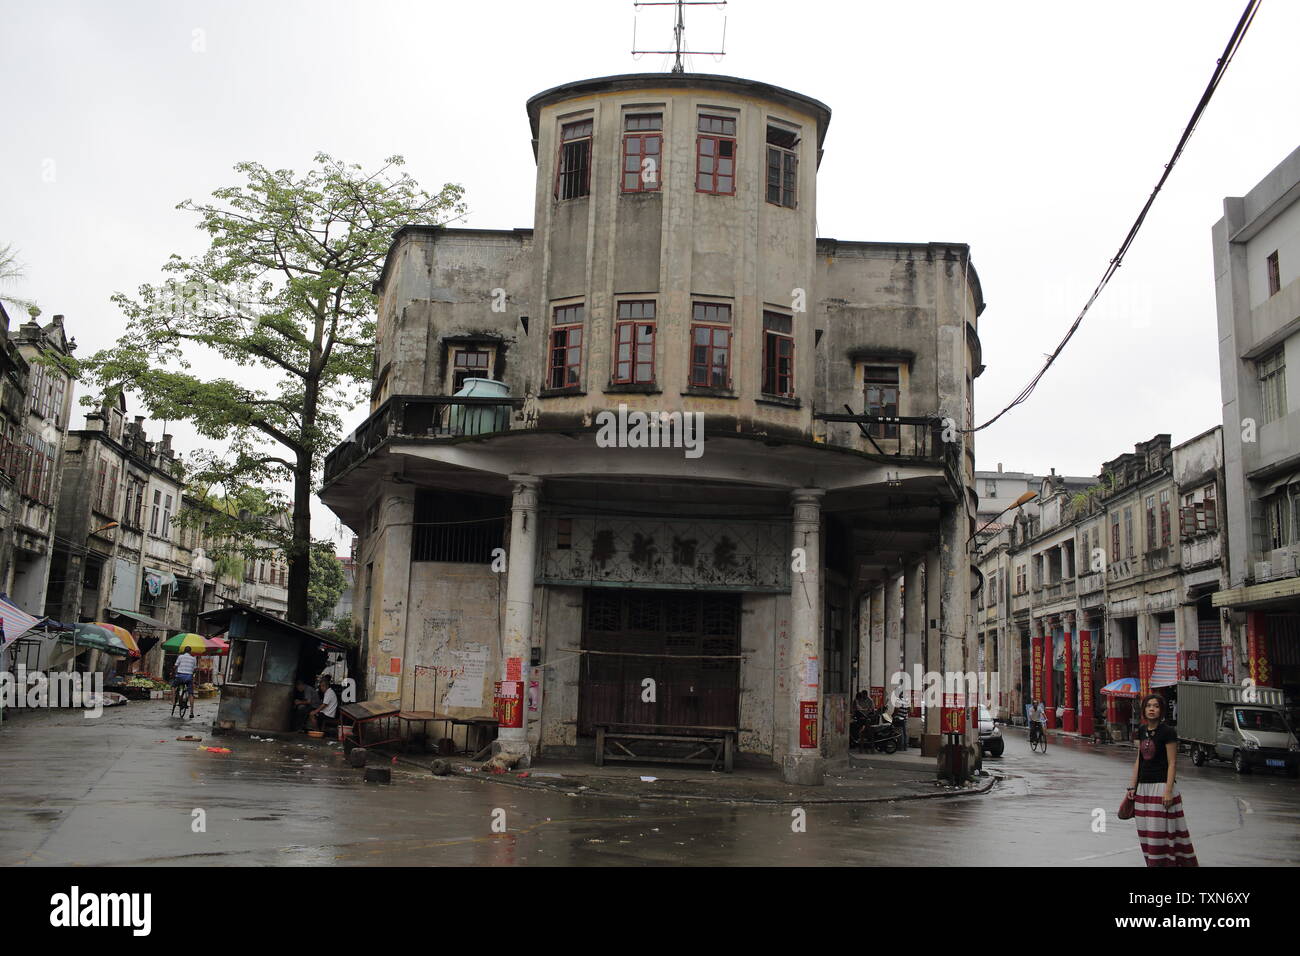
[766,125,798,207]
[555,120,593,200]
[622,114,662,192]
[696,114,736,195]
[613,301,656,384]
[762,311,794,397]
[863,366,900,438]
[689,302,731,388]
[548,304,585,390]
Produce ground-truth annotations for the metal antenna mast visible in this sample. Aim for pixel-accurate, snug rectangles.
[632,0,727,73]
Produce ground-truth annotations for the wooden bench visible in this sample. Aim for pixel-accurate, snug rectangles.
[594,723,737,772]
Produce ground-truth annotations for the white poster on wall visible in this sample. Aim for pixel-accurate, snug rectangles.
[445,643,489,709]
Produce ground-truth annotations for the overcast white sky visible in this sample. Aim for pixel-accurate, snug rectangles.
[3,0,1298,544]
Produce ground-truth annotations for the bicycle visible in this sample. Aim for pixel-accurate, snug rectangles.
[171,678,194,719]
[1029,721,1047,753]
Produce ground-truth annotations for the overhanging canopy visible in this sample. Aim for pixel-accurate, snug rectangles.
[108,608,169,630]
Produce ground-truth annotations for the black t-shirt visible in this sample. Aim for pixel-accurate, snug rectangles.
[1137,722,1178,784]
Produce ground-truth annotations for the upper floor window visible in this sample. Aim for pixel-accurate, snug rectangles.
[696,115,736,196]
[1258,348,1286,424]
[765,125,798,207]
[1159,488,1171,545]
[863,366,900,439]
[622,114,662,193]
[690,302,731,387]
[613,301,656,384]
[548,304,585,390]
[151,489,161,535]
[163,494,173,539]
[1267,250,1281,297]
[761,311,794,397]
[1124,507,1134,558]
[450,347,493,393]
[555,120,593,200]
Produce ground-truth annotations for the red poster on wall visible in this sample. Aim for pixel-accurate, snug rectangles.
[799,700,819,749]
[1105,656,1122,724]
[869,686,885,710]
[941,692,966,733]
[1078,631,1094,736]
[1177,650,1200,680]
[1139,654,1156,697]
[1031,636,1044,704]
[1247,613,1271,687]
[1062,630,1075,732]
[493,680,523,729]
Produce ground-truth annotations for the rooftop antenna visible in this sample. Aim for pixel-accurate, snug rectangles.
[632,0,727,73]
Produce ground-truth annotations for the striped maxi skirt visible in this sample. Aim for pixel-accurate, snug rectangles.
[1135,782,1199,867]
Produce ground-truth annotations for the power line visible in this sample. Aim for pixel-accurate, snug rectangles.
[970,0,1261,435]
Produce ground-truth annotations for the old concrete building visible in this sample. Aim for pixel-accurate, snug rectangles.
[1212,145,1300,716]
[321,72,984,783]
[976,429,1232,736]
[5,313,75,618]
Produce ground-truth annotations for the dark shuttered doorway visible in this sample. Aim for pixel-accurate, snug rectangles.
[578,589,741,736]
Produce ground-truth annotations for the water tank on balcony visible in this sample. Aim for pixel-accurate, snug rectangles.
[448,378,510,436]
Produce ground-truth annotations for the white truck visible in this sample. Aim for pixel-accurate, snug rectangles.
[1176,680,1299,776]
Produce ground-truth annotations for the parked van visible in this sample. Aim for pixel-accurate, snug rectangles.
[1176,680,1299,776]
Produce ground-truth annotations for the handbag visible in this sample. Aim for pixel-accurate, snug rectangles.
[1118,791,1136,820]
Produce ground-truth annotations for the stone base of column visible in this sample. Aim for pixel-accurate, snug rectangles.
[781,753,825,786]
[489,737,532,769]
[920,733,943,757]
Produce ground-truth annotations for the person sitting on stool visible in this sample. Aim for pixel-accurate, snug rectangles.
[309,675,339,734]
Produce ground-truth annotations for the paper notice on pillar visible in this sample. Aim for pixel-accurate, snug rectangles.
[506,656,522,681]
[804,657,819,687]
[375,675,399,694]
[446,645,488,708]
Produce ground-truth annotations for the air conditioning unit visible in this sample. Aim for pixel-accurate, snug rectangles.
[1254,560,1274,583]
[1271,548,1299,580]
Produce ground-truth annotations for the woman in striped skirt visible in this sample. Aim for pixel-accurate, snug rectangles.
[1126,693,1199,866]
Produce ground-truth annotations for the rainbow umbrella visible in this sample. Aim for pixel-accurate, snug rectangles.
[91,622,140,658]
[1100,677,1141,698]
[163,632,212,655]
[64,622,131,658]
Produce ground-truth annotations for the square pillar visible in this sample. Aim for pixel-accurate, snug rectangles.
[884,572,902,695]
[1062,611,1076,732]
[922,548,942,753]
[903,560,924,742]
[868,582,885,705]
[495,475,541,764]
[783,488,825,786]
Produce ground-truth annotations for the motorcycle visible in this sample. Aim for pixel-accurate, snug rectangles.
[851,695,905,754]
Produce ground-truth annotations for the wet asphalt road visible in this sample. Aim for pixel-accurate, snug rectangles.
[2,701,1297,866]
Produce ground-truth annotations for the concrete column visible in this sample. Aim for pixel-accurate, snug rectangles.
[884,571,902,693]
[1175,603,1200,680]
[923,548,942,749]
[868,582,885,701]
[903,560,924,742]
[495,474,541,764]
[784,488,825,786]
[938,502,971,749]
[376,483,416,704]
[1062,611,1076,732]
[1137,613,1154,697]
[856,591,871,698]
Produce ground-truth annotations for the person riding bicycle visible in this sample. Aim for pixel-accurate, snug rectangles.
[172,647,197,704]
[1028,698,1046,746]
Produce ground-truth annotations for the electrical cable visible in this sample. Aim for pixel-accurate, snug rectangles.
[969,0,1260,435]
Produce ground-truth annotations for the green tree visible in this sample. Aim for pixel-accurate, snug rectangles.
[308,542,347,629]
[79,154,465,623]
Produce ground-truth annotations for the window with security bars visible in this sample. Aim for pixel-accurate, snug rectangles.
[1124,507,1134,558]
[1267,250,1281,297]
[762,311,794,397]
[1259,348,1286,424]
[549,304,584,389]
[622,114,662,192]
[1159,489,1171,545]
[1145,496,1157,552]
[411,490,507,563]
[613,301,656,383]
[863,366,900,438]
[696,114,736,195]
[690,302,731,387]
[1111,512,1121,563]
[765,125,798,207]
[556,120,592,200]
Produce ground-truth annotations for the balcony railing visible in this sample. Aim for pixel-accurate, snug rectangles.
[324,394,524,485]
[814,413,956,467]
